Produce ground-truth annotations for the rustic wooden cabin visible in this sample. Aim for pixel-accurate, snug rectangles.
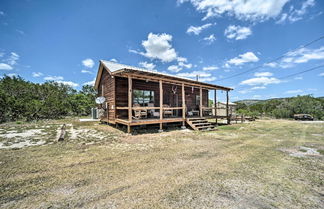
[94,60,233,133]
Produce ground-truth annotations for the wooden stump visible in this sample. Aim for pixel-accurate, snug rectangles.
[58,124,66,142]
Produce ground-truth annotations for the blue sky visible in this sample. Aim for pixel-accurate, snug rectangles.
[0,0,324,101]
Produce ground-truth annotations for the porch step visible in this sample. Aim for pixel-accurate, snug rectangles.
[186,118,216,131]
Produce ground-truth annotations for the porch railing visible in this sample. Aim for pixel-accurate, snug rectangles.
[115,106,184,120]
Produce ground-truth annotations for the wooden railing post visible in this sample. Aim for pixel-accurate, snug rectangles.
[181,83,186,128]
[226,90,230,125]
[214,89,217,124]
[199,86,203,117]
[159,80,163,132]
[128,76,132,133]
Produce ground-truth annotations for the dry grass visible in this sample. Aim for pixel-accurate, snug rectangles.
[0,119,323,208]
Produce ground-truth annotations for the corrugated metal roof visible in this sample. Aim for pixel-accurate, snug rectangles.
[101,60,196,81]
[99,60,232,90]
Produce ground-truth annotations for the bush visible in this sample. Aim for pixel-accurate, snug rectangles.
[0,75,96,122]
[236,95,324,120]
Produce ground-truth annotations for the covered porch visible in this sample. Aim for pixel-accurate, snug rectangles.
[112,73,232,133]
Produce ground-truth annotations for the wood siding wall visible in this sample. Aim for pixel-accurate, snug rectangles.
[98,69,115,121]
[114,76,208,119]
[184,86,208,110]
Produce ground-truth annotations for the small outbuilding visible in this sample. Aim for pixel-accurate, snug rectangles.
[94,60,233,132]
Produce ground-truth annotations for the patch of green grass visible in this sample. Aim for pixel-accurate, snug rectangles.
[318,149,324,155]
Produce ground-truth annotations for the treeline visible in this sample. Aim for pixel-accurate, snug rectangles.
[0,75,97,123]
[236,95,324,120]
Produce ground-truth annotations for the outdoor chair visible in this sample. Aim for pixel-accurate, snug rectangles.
[202,106,212,116]
[148,103,160,118]
[163,104,173,117]
[132,104,147,120]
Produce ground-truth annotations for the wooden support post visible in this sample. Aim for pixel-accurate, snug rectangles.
[58,124,66,142]
[226,90,230,125]
[214,89,217,124]
[199,86,203,117]
[128,76,132,133]
[181,83,186,128]
[159,80,163,132]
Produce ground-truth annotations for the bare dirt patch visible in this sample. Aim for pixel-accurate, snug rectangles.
[280,146,321,158]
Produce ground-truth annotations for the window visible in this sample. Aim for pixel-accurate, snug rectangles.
[196,95,200,106]
[133,90,154,106]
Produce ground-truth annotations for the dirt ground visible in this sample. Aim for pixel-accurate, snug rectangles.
[0,119,323,208]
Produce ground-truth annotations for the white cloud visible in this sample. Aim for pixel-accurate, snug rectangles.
[177,57,187,62]
[240,76,281,86]
[254,72,273,77]
[268,46,324,68]
[82,58,95,68]
[203,34,216,44]
[285,89,303,94]
[253,95,261,99]
[294,76,303,80]
[7,52,19,65]
[227,52,259,66]
[168,65,182,73]
[0,63,13,70]
[83,78,96,86]
[319,72,324,77]
[238,89,249,94]
[6,73,17,78]
[167,56,192,73]
[130,33,178,63]
[177,70,212,78]
[81,69,93,74]
[199,76,216,82]
[202,66,218,71]
[186,23,212,35]
[288,47,324,64]
[178,61,192,69]
[176,69,216,82]
[224,25,252,40]
[277,0,315,24]
[32,72,43,77]
[139,61,156,70]
[44,76,64,81]
[110,58,118,62]
[178,0,290,22]
[264,62,277,68]
[57,81,79,88]
[251,86,266,90]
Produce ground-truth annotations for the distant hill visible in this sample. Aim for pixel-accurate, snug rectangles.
[234,99,262,105]
[234,95,324,120]
[235,96,324,106]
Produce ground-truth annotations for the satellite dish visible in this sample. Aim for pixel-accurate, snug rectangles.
[95,97,106,104]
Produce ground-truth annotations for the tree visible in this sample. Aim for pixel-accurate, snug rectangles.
[0,75,97,122]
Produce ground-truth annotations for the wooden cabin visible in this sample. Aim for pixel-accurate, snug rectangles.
[94,60,233,133]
